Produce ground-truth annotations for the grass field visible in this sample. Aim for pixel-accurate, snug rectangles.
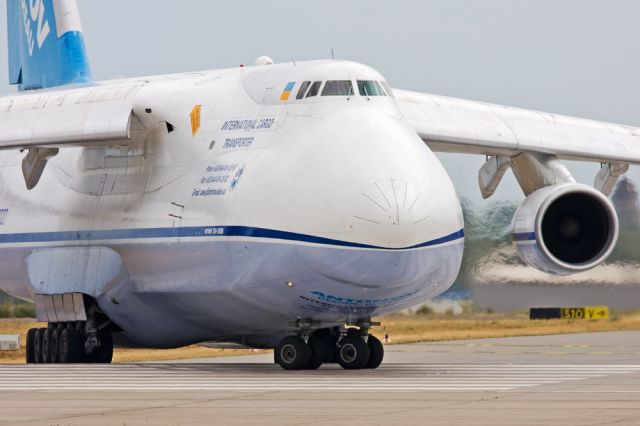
[2,311,640,364]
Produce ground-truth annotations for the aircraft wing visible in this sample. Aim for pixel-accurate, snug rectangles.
[0,83,146,151]
[394,89,640,165]
[0,83,148,189]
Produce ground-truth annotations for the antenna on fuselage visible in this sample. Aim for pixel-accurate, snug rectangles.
[331,48,335,61]
[291,58,297,66]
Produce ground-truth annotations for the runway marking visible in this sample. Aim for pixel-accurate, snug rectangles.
[0,364,638,392]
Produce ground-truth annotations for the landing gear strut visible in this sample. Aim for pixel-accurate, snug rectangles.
[274,319,384,370]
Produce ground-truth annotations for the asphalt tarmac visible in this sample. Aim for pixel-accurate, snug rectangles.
[1,331,639,426]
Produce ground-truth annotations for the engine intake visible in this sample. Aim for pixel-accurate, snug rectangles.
[512,184,618,275]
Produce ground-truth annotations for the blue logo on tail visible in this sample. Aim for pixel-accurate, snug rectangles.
[21,0,52,56]
[7,0,92,90]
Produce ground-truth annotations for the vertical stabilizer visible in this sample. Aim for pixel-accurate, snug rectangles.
[7,0,92,90]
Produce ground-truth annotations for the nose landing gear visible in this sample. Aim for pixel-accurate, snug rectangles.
[274,319,384,370]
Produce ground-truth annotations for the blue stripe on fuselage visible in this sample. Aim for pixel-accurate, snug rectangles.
[0,225,464,250]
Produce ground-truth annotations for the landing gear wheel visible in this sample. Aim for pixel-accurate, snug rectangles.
[305,336,325,370]
[59,328,84,363]
[90,330,113,364]
[276,336,311,370]
[50,328,61,363]
[25,329,36,364]
[337,335,370,370]
[313,328,338,363]
[41,328,53,363]
[365,335,384,369]
[33,328,44,364]
[346,328,360,338]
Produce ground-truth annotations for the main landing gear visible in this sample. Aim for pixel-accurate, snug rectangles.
[25,302,115,364]
[26,325,113,364]
[275,319,384,370]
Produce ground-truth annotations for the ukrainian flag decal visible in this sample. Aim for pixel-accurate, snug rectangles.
[280,82,296,101]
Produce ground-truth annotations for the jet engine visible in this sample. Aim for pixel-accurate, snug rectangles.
[512,183,619,275]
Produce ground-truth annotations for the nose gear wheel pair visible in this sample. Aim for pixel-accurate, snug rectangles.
[275,325,384,370]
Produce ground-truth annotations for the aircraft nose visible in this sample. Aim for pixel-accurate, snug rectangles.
[295,108,464,290]
[352,178,431,248]
[355,179,418,226]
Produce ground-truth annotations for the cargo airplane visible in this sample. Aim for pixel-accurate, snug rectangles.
[0,0,637,369]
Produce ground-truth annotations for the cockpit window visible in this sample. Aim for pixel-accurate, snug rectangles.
[321,80,354,96]
[296,81,311,99]
[380,81,394,98]
[358,80,386,97]
[306,81,322,98]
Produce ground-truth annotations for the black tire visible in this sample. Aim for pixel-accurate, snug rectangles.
[33,328,44,364]
[305,336,325,370]
[337,335,370,370]
[276,336,311,370]
[365,335,384,369]
[59,328,84,363]
[50,328,61,363]
[41,328,53,363]
[346,328,360,338]
[90,330,113,364]
[313,328,338,363]
[25,328,36,364]
[324,336,338,363]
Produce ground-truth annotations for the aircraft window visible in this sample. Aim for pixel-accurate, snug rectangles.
[321,80,354,96]
[296,81,311,99]
[381,81,394,98]
[306,81,322,97]
[358,80,386,97]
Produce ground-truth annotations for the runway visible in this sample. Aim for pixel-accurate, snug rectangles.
[1,331,639,425]
[2,363,640,392]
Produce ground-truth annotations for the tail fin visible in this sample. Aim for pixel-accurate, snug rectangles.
[7,0,92,90]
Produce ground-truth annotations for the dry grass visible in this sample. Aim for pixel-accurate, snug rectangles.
[113,347,269,363]
[2,312,640,364]
[0,319,37,365]
[370,311,640,344]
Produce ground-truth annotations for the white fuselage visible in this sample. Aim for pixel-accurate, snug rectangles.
[0,60,464,348]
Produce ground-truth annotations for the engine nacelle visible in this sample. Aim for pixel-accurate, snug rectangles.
[512,183,619,275]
